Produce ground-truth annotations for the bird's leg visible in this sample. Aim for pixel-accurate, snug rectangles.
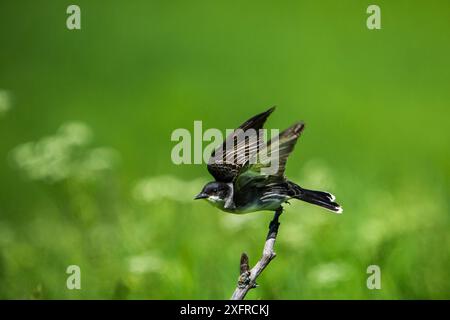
[267,207,283,240]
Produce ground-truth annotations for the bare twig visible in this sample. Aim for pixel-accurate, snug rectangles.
[230,208,283,300]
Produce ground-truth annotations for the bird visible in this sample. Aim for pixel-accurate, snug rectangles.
[194,107,342,214]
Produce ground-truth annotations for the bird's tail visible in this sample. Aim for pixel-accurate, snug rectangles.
[289,182,343,214]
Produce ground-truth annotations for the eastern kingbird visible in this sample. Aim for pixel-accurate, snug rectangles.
[195,107,342,214]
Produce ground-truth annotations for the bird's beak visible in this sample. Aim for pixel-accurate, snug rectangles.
[194,192,208,200]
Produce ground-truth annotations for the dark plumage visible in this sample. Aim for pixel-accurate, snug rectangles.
[195,107,342,214]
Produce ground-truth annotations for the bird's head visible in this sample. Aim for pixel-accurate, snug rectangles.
[194,181,232,204]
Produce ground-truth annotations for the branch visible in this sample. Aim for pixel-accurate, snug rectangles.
[230,208,283,300]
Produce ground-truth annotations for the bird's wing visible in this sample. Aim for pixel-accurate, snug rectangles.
[235,122,305,189]
[207,107,275,182]
[251,122,305,177]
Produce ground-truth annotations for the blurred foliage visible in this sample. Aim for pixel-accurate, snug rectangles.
[0,90,12,116]
[0,0,449,299]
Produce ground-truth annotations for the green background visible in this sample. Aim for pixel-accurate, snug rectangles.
[0,0,449,299]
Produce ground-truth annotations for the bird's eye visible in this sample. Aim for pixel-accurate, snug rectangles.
[212,188,218,193]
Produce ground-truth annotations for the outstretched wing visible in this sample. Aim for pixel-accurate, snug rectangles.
[252,122,305,177]
[235,122,305,189]
[207,107,275,182]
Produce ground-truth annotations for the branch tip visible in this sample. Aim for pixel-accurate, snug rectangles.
[230,209,283,300]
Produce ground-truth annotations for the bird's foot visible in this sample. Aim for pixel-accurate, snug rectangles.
[237,271,252,289]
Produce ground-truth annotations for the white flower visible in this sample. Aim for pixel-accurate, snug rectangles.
[10,122,118,183]
[132,175,206,203]
[0,90,12,115]
[308,262,350,287]
[128,252,164,274]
